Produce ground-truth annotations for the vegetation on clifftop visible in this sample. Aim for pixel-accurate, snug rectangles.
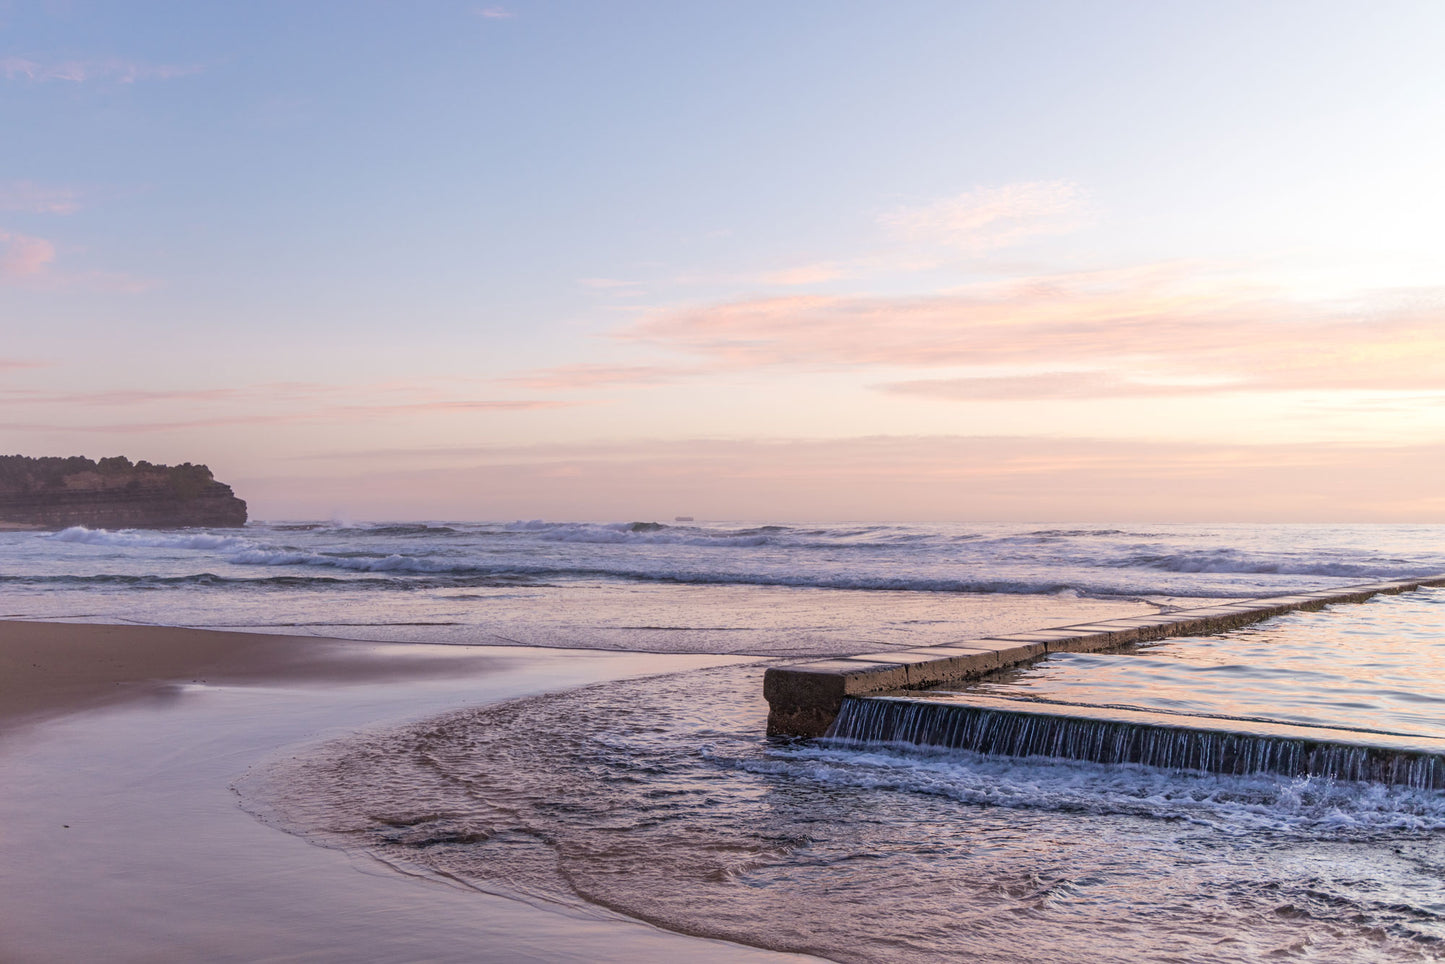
[0,455,247,528]
[0,455,218,498]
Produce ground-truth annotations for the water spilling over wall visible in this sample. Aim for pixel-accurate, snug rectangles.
[826,695,1445,789]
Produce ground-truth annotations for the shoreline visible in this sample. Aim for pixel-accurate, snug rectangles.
[0,619,514,729]
[0,619,819,962]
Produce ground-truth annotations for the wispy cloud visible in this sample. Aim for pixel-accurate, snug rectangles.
[358,399,572,414]
[878,371,1245,400]
[0,386,246,406]
[709,182,1095,291]
[504,362,712,390]
[0,234,158,291]
[260,435,1445,522]
[476,6,515,19]
[0,398,575,435]
[759,263,848,286]
[879,180,1090,252]
[578,277,644,295]
[1,56,200,84]
[0,229,55,279]
[618,265,1445,396]
[0,374,580,436]
[4,380,572,409]
[0,413,322,434]
[0,181,81,215]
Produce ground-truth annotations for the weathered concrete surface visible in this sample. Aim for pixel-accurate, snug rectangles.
[764,577,1445,737]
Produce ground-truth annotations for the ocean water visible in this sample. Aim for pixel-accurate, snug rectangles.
[4,520,1444,653]
[9,520,1445,960]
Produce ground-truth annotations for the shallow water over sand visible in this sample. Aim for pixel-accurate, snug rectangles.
[0,645,808,963]
[243,657,1445,962]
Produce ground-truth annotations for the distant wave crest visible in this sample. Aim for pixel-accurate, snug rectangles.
[47,526,254,552]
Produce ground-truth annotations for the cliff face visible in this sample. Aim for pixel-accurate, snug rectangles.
[0,455,248,529]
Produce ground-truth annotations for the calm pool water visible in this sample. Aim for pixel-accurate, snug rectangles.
[952,586,1445,738]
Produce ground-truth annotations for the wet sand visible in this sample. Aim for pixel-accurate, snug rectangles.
[0,620,511,727]
[0,621,818,962]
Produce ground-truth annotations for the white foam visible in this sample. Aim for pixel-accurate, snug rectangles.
[730,743,1445,838]
[17,521,1445,625]
[509,520,776,548]
[47,526,254,552]
[1123,550,1381,577]
[225,548,462,573]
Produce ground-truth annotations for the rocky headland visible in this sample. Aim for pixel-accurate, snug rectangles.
[0,455,248,529]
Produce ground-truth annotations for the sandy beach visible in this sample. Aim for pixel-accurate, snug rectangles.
[0,620,818,962]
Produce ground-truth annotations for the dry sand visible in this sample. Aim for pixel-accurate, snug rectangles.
[0,620,818,962]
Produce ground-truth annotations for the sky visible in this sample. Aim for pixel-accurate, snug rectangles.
[2,0,1443,522]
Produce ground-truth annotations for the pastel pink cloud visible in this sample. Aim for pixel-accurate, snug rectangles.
[505,362,710,390]
[878,371,1243,400]
[0,230,55,279]
[0,229,161,291]
[879,180,1090,252]
[0,181,81,215]
[620,265,1445,395]
[257,435,1445,523]
[760,263,848,286]
[1,374,579,437]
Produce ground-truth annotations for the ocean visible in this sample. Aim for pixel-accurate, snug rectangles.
[7,520,1445,960]
[6,520,1445,650]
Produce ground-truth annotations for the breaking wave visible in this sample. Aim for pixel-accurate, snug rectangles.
[23,521,1445,601]
[48,526,254,551]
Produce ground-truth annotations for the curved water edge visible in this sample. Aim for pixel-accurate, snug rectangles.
[239,662,1445,962]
